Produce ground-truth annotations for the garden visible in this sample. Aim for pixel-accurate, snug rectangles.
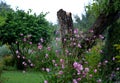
[0,0,120,83]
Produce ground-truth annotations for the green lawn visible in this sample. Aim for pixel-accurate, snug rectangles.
[1,71,45,83]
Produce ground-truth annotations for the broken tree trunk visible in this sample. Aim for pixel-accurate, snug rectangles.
[57,9,74,49]
[57,9,120,55]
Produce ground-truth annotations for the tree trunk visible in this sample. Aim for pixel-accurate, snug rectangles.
[57,9,120,55]
[57,9,74,49]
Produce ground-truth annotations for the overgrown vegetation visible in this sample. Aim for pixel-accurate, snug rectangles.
[0,0,120,83]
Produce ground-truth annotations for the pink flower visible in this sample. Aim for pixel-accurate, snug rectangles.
[94,69,97,73]
[40,38,44,42]
[77,78,81,81]
[65,49,69,53]
[89,74,93,78]
[47,47,51,51]
[97,79,102,83]
[55,50,58,53]
[116,67,119,70]
[22,62,25,65]
[89,29,94,33]
[52,60,55,63]
[73,62,78,68]
[54,64,58,67]
[58,70,63,75]
[44,80,48,83]
[30,63,34,67]
[20,33,23,36]
[73,62,83,72]
[64,38,66,41]
[99,35,104,39]
[99,50,103,53]
[46,68,50,72]
[85,67,89,72]
[17,55,20,58]
[16,50,19,54]
[23,38,26,42]
[112,57,115,61]
[38,45,42,49]
[56,38,60,41]
[78,44,82,48]
[60,59,64,64]
[22,56,25,59]
[28,59,31,63]
[45,54,48,58]
[62,64,65,69]
[73,79,78,83]
[74,29,78,34]
[29,42,32,44]
[104,60,108,63]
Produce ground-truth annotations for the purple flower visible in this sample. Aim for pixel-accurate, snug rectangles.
[60,59,64,64]
[17,55,20,58]
[40,38,44,42]
[78,44,82,48]
[47,47,51,51]
[74,29,78,34]
[44,80,48,83]
[73,79,78,83]
[97,79,102,83]
[52,60,55,63]
[94,69,97,73]
[45,54,48,58]
[99,35,104,39]
[112,57,115,61]
[23,38,26,42]
[30,63,34,67]
[20,33,23,36]
[104,60,108,63]
[77,78,81,81]
[58,70,63,75]
[73,62,83,73]
[85,67,89,72]
[89,74,93,78]
[38,45,42,49]
[16,50,19,54]
[46,68,50,72]
[29,42,32,44]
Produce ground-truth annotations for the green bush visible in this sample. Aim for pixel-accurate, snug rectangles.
[2,55,15,71]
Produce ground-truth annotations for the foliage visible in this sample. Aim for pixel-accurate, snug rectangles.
[86,0,120,17]
[114,44,120,62]
[0,9,51,45]
[74,11,96,31]
[0,1,52,70]
[2,55,14,67]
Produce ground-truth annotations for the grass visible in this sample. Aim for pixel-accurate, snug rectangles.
[1,71,45,83]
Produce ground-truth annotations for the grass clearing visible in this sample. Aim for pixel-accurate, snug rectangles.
[1,71,45,83]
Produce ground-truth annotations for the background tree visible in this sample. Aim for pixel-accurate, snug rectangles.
[74,10,96,31]
[0,5,52,70]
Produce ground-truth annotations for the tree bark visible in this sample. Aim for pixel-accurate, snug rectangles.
[57,9,120,55]
[57,9,74,48]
